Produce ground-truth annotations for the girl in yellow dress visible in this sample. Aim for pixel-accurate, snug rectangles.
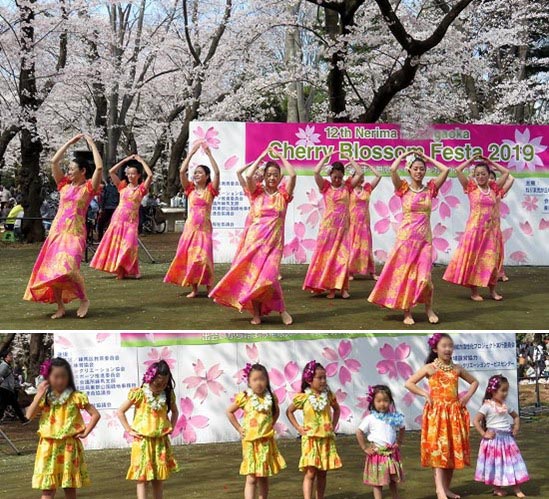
[26,357,101,498]
[405,334,479,499]
[287,361,342,499]
[117,360,179,499]
[227,363,286,499]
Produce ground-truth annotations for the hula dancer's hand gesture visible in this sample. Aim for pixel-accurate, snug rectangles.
[389,150,410,189]
[246,145,271,192]
[202,143,221,191]
[480,154,510,188]
[180,141,203,189]
[313,151,336,189]
[25,381,50,420]
[341,153,364,188]
[455,153,481,188]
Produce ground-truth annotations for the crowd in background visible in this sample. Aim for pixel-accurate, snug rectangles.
[517,336,549,381]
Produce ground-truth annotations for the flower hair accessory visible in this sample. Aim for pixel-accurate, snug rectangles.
[366,385,376,404]
[487,376,501,394]
[405,154,417,169]
[241,363,253,382]
[428,333,443,349]
[39,359,52,378]
[143,365,158,384]
[303,360,317,383]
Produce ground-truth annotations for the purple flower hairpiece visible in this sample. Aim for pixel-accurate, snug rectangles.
[39,359,52,378]
[303,360,317,383]
[487,376,501,394]
[428,333,443,349]
[241,363,253,382]
[366,385,375,404]
[143,365,158,384]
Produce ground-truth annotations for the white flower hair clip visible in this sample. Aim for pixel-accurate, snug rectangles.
[324,164,333,175]
[405,154,416,169]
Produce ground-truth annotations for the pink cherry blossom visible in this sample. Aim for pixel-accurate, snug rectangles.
[373,195,402,234]
[357,393,371,418]
[96,333,112,343]
[510,251,528,264]
[144,347,176,370]
[183,359,225,403]
[284,222,317,263]
[499,199,510,218]
[212,232,221,252]
[173,397,210,443]
[431,180,460,220]
[192,126,220,150]
[297,188,324,228]
[502,227,513,243]
[334,389,353,424]
[228,229,243,246]
[502,128,547,172]
[374,249,388,263]
[521,196,538,212]
[269,361,302,404]
[322,340,361,385]
[376,343,414,381]
[414,414,423,426]
[274,421,290,437]
[224,155,239,171]
[519,221,533,236]
[104,410,122,429]
[432,223,450,262]
[295,125,321,147]
[402,382,429,407]
[55,335,73,348]
[539,219,549,230]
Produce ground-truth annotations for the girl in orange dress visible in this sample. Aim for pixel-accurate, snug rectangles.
[348,163,381,280]
[24,134,103,319]
[443,155,510,301]
[405,333,479,499]
[164,141,220,298]
[90,155,153,279]
[303,153,363,299]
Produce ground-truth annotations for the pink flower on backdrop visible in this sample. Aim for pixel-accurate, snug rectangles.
[223,155,239,171]
[454,230,464,243]
[510,251,528,264]
[295,125,321,147]
[502,128,547,172]
[229,394,244,419]
[499,199,510,218]
[402,382,429,407]
[144,347,176,371]
[334,389,353,424]
[192,126,220,150]
[96,333,112,343]
[183,359,225,403]
[80,412,95,444]
[539,218,549,230]
[212,232,221,252]
[228,229,244,246]
[431,180,460,220]
[502,227,513,243]
[357,393,370,418]
[432,223,450,262]
[284,222,317,263]
[373,195,402,234]
[233,344,260,384]
[376,343,414,381]
[297,189,324,228]
[269,361,302,404]
[374,249,388,264]
[274,421,290,437]
[104,411,122,429]
[522,195,538,212]
[55,335,73,348]
[519,221,533,236]
[414,414,423,426]
[172,397,210,443]
[322,340,361,385]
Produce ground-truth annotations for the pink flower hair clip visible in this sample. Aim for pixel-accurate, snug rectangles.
[303,360,317,383]
[366,385,375,404]
[428,333,443,349]
[241,363,253,382]
[39,359,52,378]
[143,365,158,384]
[487,376,501,394]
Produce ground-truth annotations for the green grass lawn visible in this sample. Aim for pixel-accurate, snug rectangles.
[1,237,548,330]
[1,415,547,498]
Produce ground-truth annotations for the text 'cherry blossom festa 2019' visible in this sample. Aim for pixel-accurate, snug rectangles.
[52,331,517,450]
[188,121,549,266]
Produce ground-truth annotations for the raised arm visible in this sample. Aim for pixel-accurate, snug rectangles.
[134,154,154,191]
[343,155,365,188]
[272,148,297,197]
[236,162,253,190]
[418,151,449,190]
[203,145,220,191]
[390,150,409,190]
[313,152,335,190]
[483,156,510,188]
[501,174,515,195]
[363,162,382,190]
[51,134,84,184]
[180,142,202,190]
[109,157,131,187]
[25,381,49,420]
[246,146,271,193]
[83,134,104,192]
[454,155,479,189]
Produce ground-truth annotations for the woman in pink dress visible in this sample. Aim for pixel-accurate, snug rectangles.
[164,141,220,298]
[489,170,515,282]
[210,147,296,326]
[90,154,153,279]
[303,153,363,299]
[348,162,382,281]
[24,134,103,319]
[443,155,509,301]
[368,150,449,325]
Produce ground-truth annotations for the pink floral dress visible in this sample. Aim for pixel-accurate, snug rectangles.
[348,183,375,276]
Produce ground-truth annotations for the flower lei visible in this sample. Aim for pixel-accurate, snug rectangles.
[246,388,273,413]
[370,409,405,429]
[305,388,329,412]
[142,383,167,411]
[428,333,443,349]
[47,388,73,406]
[485,399,509,415]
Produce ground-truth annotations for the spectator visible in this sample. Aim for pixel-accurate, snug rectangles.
[0,184,11,210]
[0,350,29,425]
[97,178,120,239]
[532,341,545,376]
[4,199,23,231]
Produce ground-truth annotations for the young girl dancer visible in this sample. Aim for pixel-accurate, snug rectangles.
[474,375,529,497]
[227,363,286,499]
[117,360,179,499]
[287,361,342,499]
[27,357,101,498]
[368,150,449,325]
[90,154,153,279]
[210,147,296,325]
[443,155,510,301]
[164,141,220,298]
[356,385,405,499]
[348,162,381,280]
[24,133,103,319]
[405,333,479,499]
[489,170,515,282]
[303,154,363,298]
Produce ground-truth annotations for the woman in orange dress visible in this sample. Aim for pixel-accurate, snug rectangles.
[303,153,363,299]
[348,162,381,280]
[24,134,103,319]
[405,333,479,499]
[164,141,220,298]
[90,154,153,279]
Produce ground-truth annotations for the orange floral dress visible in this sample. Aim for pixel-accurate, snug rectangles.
[421,368,470,469]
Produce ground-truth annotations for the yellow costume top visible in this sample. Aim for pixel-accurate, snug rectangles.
[37,390,89,439]
[235,390,277,441]
[128,385,174,437]
[293,389,337,438]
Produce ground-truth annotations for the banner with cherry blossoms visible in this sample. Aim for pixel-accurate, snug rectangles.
[52,331,517,450]
[189,121,549,266]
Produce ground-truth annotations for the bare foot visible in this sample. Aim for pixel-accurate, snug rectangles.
[76,300,90,318]
[280,311,293,325]
[186,290,198,298]
[513,487,526,498]
[349,275,354,281]
[278,275,283,281]
[341,290,350,299]
[492,488,507,497]
[371,273,379,281]
[436,491,448,499]
[445,492,461,499]
[250,316,261,325]
[327,290,336,299]
[426,309,439,324]
[403,313,415,326]
[470,293,483,301]
[51,307,66,319]
[490,292,503,301]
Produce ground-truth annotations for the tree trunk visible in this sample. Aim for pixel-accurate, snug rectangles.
[28,334,46,382]
[0,334,16,355]
[325,8,348,121]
